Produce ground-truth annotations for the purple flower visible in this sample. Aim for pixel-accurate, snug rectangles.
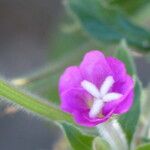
[59,50,134,127]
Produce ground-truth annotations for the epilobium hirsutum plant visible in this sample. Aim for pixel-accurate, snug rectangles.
[0,47,146,150]
[59,50,134,127]
[0,0,150,149]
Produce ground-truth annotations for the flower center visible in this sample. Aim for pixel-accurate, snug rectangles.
[81,76,123,118]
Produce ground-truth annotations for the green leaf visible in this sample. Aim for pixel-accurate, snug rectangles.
[119,78,141,145]
[50,27,88,60]
[0,79,74,124]
[142,138,150,143]
[61,122,94,150]
[115,42,141,145]
[115,40,136,75]
[93,137,109,150]
[103,0,150,15]
[136,143,150,150]
[67,0,150,51]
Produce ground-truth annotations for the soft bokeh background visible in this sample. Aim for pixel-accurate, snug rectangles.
[0,0,150,150]
[0,0,64,149]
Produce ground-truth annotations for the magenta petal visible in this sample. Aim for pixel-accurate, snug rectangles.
[73,109,114,127]
[80,50,113,88]
[114,90,134,114]
[106,56,126,82]
[102,90,132,115]
[58,50,135,127]
[102,75,134,115]
[60,88,91,113]
[102,99,121,116]
[59,66,83,93]
[112,75,134,94]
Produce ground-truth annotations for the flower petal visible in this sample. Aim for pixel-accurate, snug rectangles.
[102,75,134,115]
[59,66,83,93]
[60,88,91,113]
[112,75,134,94]
[102,99,121,116]
[114,90,134,114]
[106,57,126,82]
[73,109,114,127]
[80,50,112,88]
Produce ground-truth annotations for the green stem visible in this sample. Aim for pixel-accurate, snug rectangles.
[0,79,73,123]
[97,120,128,150]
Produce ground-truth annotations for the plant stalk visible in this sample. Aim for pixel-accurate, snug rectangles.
[97,119,128,150]
[0,79,73,124]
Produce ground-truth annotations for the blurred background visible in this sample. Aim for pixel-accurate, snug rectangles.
[0,0,64,149]
[0,0,150,150]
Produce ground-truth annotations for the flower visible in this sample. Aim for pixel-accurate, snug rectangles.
[59,50,134,127]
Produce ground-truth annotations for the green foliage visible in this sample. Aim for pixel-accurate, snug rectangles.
[142,138,150,144]
[115,44,141,145]
[119,79,141,145]
[93,137,109,150]
[50,27,88,60]
[115,40,136,75]
[103,0,149,15]
[61,123,94,150]
[67,0,150,51]
[136,144,150,150]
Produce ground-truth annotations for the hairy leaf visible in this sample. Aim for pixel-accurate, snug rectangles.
[136,144,150,150]
[61,122,94,150]
[67,0,150,51]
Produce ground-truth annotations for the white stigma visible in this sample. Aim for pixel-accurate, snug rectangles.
[81,76,123,118]
[103,93,122,102]
[81,80,100,98]
[89,99,103,118]
[99,76,115,96]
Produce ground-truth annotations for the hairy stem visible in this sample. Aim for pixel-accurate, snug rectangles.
[0,79,73,123]
[97,120,128,150]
